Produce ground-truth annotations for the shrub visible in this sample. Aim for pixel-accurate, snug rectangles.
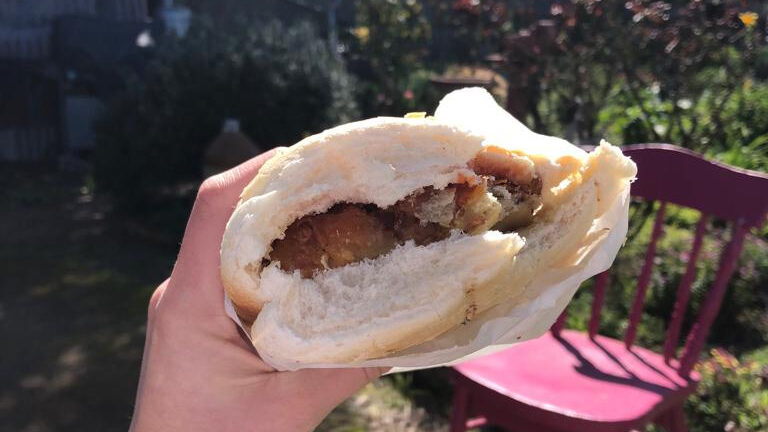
[596,77,768,173]
[343,0,434,116]
[93,19,357,210]
[686,348,768,432]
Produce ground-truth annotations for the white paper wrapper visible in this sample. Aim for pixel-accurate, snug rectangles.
[224,88,633,372]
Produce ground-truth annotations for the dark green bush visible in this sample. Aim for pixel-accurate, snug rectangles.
[343,0,438,116]
[94,19,357,210]
[757,46,768,81]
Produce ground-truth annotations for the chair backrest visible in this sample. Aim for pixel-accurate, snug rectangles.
[551,144,768,378]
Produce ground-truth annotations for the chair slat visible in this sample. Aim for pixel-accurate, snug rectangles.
[678,221,748,377]
[588,271,610,338]
[663,214,709,363]
[622,144,768,229]
[551,309,568,337]
[625,202,667,348]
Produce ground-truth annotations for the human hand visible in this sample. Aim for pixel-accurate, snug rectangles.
[130,148,387,432]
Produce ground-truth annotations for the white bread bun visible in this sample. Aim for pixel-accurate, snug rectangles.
[220,88,637,366]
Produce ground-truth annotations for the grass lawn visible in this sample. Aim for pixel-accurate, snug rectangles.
[0,167,449,431]
[1,167,174,431]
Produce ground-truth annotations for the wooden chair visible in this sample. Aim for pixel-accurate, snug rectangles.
[450,144,768,432]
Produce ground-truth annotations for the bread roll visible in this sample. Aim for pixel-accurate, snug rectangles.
[220,88,637,366]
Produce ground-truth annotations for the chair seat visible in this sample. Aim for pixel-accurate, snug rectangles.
[454,330,700,429]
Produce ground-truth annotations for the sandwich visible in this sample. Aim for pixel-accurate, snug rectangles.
[220,88,637,367]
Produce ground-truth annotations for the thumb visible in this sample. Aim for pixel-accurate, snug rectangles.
[177,147,283,270]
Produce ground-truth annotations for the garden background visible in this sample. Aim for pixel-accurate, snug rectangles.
[2,1,767,431]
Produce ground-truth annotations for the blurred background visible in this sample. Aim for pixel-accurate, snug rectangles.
[1,0,767,431]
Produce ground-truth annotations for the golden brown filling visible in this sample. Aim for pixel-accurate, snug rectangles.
[267,168,543,278]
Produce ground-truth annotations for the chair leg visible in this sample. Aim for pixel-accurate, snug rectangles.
[655,404,688,432]
[669,404,688,432]
[655,410,672,432]
[450,383,470,432]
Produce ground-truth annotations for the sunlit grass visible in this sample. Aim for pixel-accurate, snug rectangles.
[320,379,448,432]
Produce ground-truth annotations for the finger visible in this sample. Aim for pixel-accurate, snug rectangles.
[176,147,282,276]
[165,148,282,319]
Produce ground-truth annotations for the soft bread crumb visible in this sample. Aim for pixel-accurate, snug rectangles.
[253,231,523,353]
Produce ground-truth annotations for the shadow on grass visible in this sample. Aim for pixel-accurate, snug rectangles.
[0,167,177,431]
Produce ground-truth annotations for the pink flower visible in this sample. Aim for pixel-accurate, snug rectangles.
[403,89,414,100]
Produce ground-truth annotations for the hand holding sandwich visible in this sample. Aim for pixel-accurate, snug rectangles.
[129,149,386,432]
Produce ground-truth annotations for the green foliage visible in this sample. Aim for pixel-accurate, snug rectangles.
[386,369,453,418]
[428,0,514,64]
[93,19,357,209]
[343,0,435,116]
[597,75,768,173]
[711,81,768,172]
[438,0,767,161]
[756,46,768,81]
[686,348,768,432]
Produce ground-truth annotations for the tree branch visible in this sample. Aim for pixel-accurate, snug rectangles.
[620,61,662,142]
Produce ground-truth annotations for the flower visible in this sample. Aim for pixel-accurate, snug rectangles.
[403,89,414,100]
[739,12,758,28]
[676,99,693,110]
[712,348,739,369]
[353,26,370,43]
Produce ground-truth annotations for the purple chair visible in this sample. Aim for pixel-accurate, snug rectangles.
[450,144,768,432]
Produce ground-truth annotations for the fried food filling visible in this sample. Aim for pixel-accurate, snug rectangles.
[267,149,543,277]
